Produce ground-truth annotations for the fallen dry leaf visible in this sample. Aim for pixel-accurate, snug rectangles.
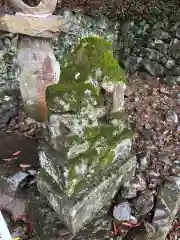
[19,164,31,169]
[2,157,14,162]
[12,151,21,156]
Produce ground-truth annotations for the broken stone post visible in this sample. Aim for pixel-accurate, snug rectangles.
[38,36,136,235]
[0,0,73,121]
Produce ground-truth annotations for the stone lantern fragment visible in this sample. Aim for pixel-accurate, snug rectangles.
[0,0,77,121]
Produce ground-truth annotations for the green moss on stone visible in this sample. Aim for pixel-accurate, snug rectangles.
[47,36,125,106]
[46,36,132,197]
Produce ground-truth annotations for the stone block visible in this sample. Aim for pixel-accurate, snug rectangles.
[0,14,72,38]
[143,59,165,76]
[151,177,180,240]
[38,155,136,235]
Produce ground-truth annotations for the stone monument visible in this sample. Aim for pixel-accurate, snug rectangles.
[38,36,136,234]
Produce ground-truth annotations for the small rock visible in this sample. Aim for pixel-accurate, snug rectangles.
[122,175,147,199]
[165,59,175,69]
[177,126,180,132]
[139,128,154,141]
[166,110,178,125]
[121,184,137,199]
[7,171,29,192]
[137,154,149,170]
[145,123,151,130]
[9,118,17,127]
[25,117,37,125]
[159,86,169,94]
[113,201,132,221]
[143,59,165,76]
[151,30,170,40]
[148,170,161,179]
[133,190,154,215]
[135,96,140,102]
[19,110,27,121]
[153,196,170,232]
[19,123,30,133]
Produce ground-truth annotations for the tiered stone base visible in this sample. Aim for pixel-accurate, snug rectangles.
[38,156,136,235]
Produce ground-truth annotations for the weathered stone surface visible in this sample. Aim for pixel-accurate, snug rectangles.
[116,17,180,81]
[9,0,57,15]
[169,39,180,59]
[151,30,170,41]
[0,34,18,93]
[165,59,175,69]
[17,36,60,121]
[29,192,111,240]
[143,48,163,62]
[38,37,135,234]
[38,156,136,235]
[53,10,115,65]
[164,76,180,85]
[0,14,70,38]
[143,59,165,76]
[151,177,180,240]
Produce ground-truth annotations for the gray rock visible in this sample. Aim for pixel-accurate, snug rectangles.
[169,39,180,59]
[164,76,180,85]
[175,27,180,39]
[151,30,170,41]
[143,59,165,76]
[165,59,176,69]
[113,201,132,221]
[153,41,169,55]
[123,56,142,73]
[143,48,163,62]
[166,110,178,125]
[133,190,154,215]
[138,155,149,170]
[151,178,180,239]
[121,175,147,199]
[174,66,180,75]
[152,196,170,239]
[7,171,29,192]
[152,22,165,31]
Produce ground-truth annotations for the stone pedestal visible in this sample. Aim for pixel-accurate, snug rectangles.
[38,36,136,235]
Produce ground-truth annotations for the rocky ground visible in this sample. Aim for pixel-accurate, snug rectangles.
[122,72,180,240]
[0,72,179,240]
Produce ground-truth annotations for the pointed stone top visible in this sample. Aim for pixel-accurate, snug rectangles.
[9,0,58,14]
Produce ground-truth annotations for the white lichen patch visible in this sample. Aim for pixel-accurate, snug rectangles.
[68,142,89,159]
[75,72,81,80]
[115,139,132,161]
[101,79,115,92]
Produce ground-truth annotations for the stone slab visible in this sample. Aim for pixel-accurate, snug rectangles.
[151,177,180,240]
[28,193,111,240]
[38,156,136,235]
[0,14,71,38]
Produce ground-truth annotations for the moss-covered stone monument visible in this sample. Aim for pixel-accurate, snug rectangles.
[38,36,136,235]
